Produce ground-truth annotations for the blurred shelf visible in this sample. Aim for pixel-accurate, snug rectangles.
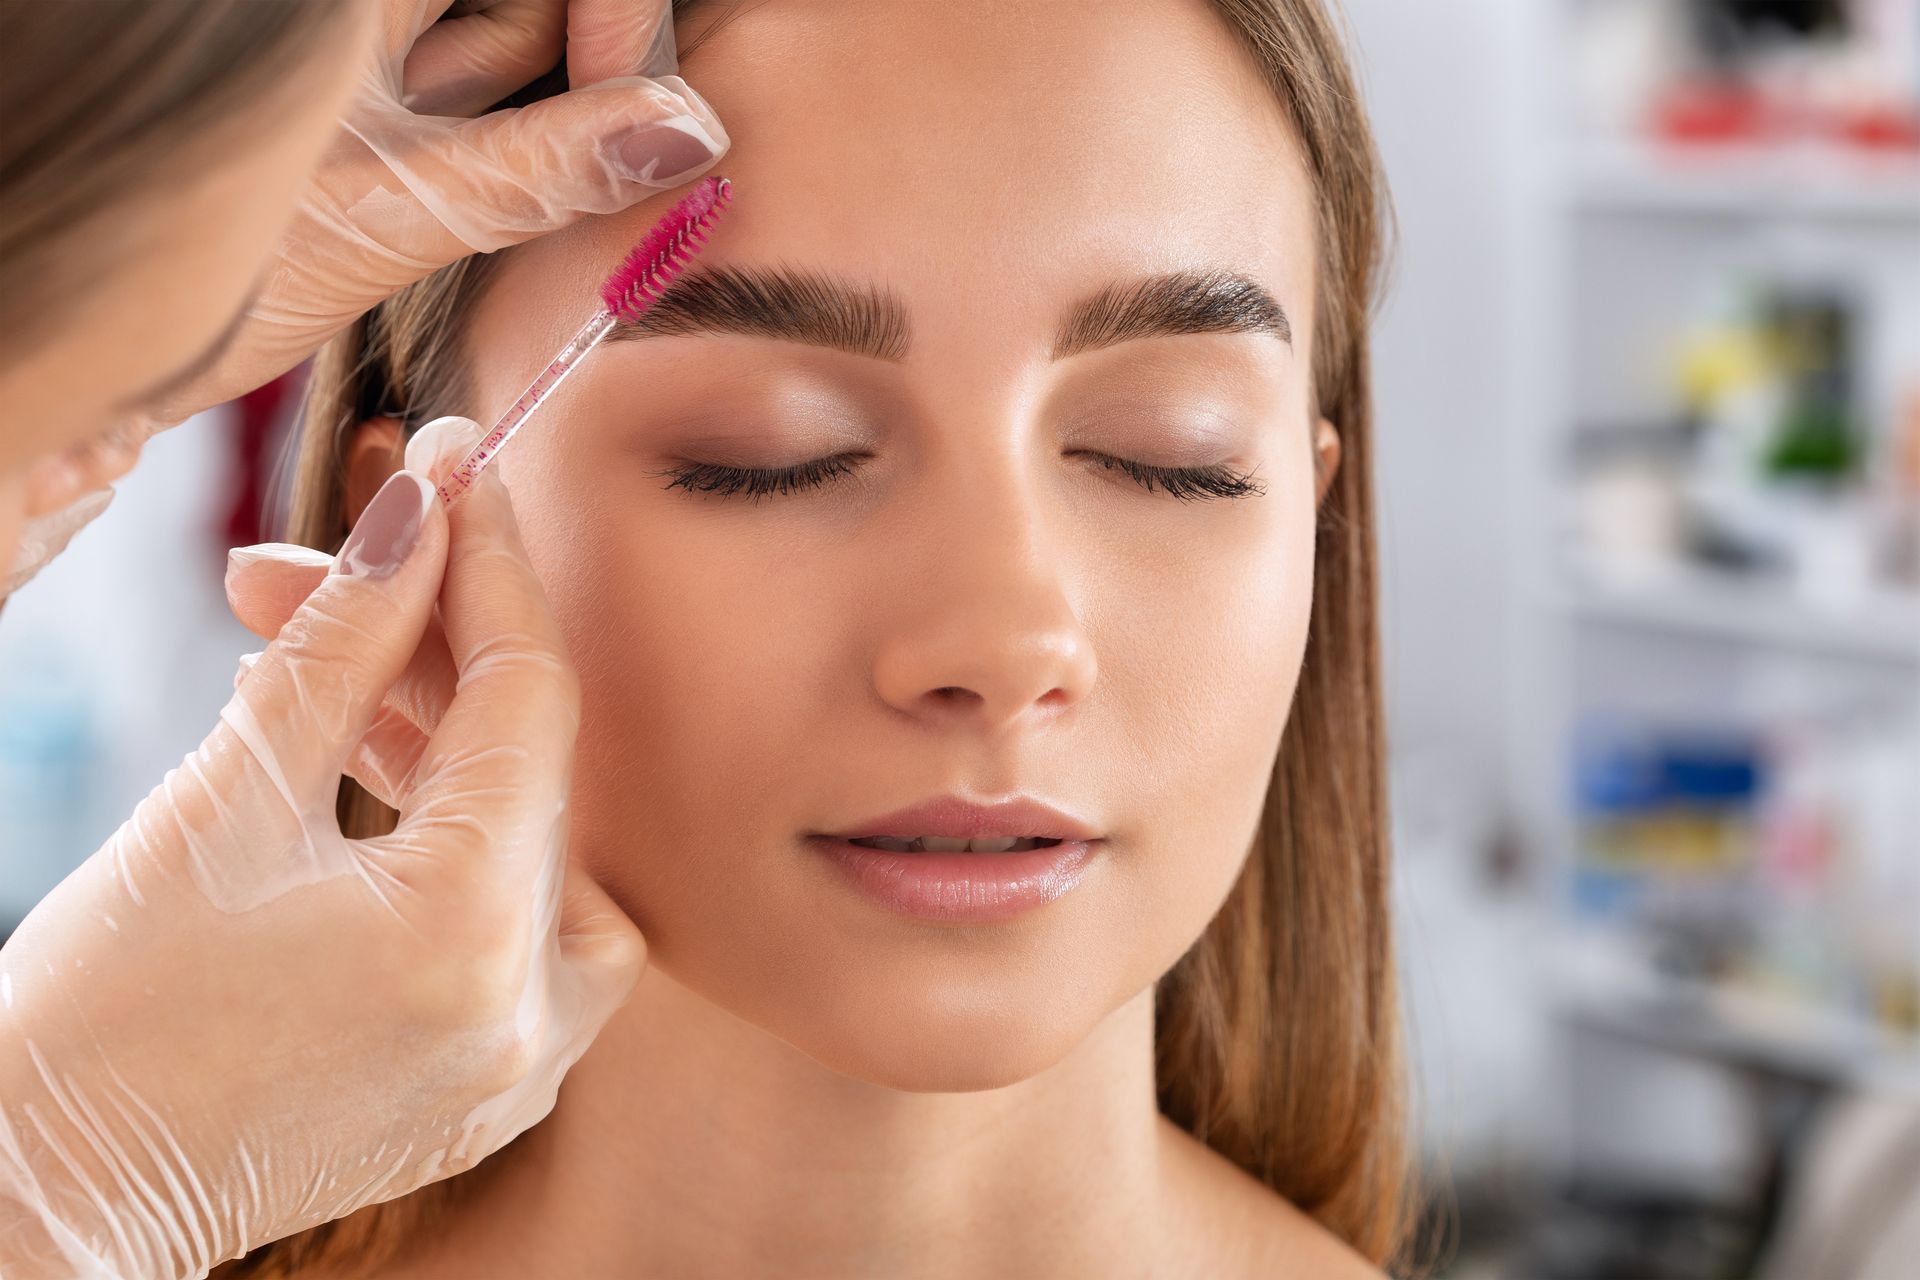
[1555,565,1920,664]
[1552,938,1920,1092]
[1569,142,1920,221]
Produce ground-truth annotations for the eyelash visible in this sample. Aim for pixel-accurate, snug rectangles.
[658,452,1265,503]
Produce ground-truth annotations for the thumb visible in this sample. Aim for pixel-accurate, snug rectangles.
[362,74,727,255]
[216,470,448,802]
[556,860,647,1018]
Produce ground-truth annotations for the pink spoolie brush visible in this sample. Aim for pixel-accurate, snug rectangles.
[435,175,734,505]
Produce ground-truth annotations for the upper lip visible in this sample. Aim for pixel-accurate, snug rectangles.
[824,796,1101,842]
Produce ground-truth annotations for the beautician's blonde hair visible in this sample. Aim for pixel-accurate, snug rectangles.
[220,0,1412,1272]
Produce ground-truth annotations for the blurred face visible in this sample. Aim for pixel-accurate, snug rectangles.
[456,0,1332,1090]
[0,2,369,583]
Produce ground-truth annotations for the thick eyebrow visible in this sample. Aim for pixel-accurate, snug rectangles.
[1051,268,1291,359]
[605,264,1290,362]
[609,264,910,361]
[115,283,261,414]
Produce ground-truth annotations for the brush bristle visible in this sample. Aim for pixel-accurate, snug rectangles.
[598,175,733,322]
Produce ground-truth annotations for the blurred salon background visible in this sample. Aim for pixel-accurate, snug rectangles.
[2,1,1915,1276]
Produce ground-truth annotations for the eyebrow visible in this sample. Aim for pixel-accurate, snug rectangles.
[1051,268,1291,359]
[606,264,1291,362]
[116,286,260,413]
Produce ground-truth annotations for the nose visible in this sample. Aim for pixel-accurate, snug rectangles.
[870,492,1098,733]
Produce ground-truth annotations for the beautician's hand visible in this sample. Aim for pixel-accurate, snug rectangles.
[0,418,642,1280]
[152,0,727,426]
[224,421,488,807]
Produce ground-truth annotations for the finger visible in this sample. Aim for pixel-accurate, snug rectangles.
[227,542,460,737]
[567,0,676,88]
[224,543,332,634]
[379,0,468,64]
[554,860,646,1022]
[344,707,436,808]
[226,542,460,809]
[216,470,447,801]
[357,73,726,255]
[387,418,579,870]
[402,0,566,117]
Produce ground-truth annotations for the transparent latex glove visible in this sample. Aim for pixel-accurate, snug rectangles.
[0,418,644,1280]
[151,0,728,425]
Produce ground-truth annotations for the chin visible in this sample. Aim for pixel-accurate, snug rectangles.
[655,934,1124,1094]
[789,995,1104,1094]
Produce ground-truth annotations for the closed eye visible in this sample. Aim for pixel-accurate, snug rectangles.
[654,451,1266,502]
[657,453,865,501]
[1068,451,1266,501]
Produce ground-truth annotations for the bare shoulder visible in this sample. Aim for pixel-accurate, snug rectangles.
[1157,1118,1387,1280]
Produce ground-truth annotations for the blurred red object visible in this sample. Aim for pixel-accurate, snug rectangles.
[222,370,301,550]
[1651,81,1773,144]
[1828,104,1920,151]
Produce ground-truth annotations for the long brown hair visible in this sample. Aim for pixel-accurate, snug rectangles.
[222,0,1409,1272]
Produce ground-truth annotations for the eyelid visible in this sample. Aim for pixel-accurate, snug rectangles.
[656,449,1264,503]
[1073,451,1267,501]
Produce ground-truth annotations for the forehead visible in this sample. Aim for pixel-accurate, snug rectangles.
[497,0,1318,358]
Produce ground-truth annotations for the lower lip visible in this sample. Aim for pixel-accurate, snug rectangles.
[808,836,1100,924]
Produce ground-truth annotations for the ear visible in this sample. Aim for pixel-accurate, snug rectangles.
[1312,417,1342,507]
[344,417,407,525]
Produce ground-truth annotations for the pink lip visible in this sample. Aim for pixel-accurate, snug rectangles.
[826,795,1100,842]
[808,836,1099,924]
[808,795,1104,924]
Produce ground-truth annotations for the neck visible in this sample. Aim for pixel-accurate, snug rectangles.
[408,965,1181,1278]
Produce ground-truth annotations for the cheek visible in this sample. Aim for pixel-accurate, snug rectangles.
[1095,477,1317,943]
[505,457,824,905]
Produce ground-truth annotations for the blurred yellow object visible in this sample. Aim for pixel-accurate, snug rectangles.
[1879,971,1920,1035]
[1674,326,1772,412]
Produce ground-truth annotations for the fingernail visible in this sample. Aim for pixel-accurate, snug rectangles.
[226,542,335,594]
[227,542,333,574]
[233,651,261,690]
[334,471,431,579]
[616,120,720,186]
[405,416,485,485]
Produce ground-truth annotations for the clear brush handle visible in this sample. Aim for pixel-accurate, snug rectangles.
[436,308,620,505]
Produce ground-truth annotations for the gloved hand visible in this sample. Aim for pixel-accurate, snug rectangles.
[156,0,726,424]
[0,418,643,1280]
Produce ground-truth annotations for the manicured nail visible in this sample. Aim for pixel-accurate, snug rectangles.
[229,542,335,568]
[226,542,333,583]
[405,416,484,484]
[334,471,431,579]
[617,120,721,186]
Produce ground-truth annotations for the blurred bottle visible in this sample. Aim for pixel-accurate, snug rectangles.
[1572,718,1765,982]
[1752,717,1920,1031]
[1881,378,1920,587]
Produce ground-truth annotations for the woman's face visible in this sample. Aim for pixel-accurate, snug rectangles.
[0,3,369,585]
[458,0,1331,1089]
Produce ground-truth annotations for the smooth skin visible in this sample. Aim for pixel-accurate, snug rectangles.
[252,0,1375,1274]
